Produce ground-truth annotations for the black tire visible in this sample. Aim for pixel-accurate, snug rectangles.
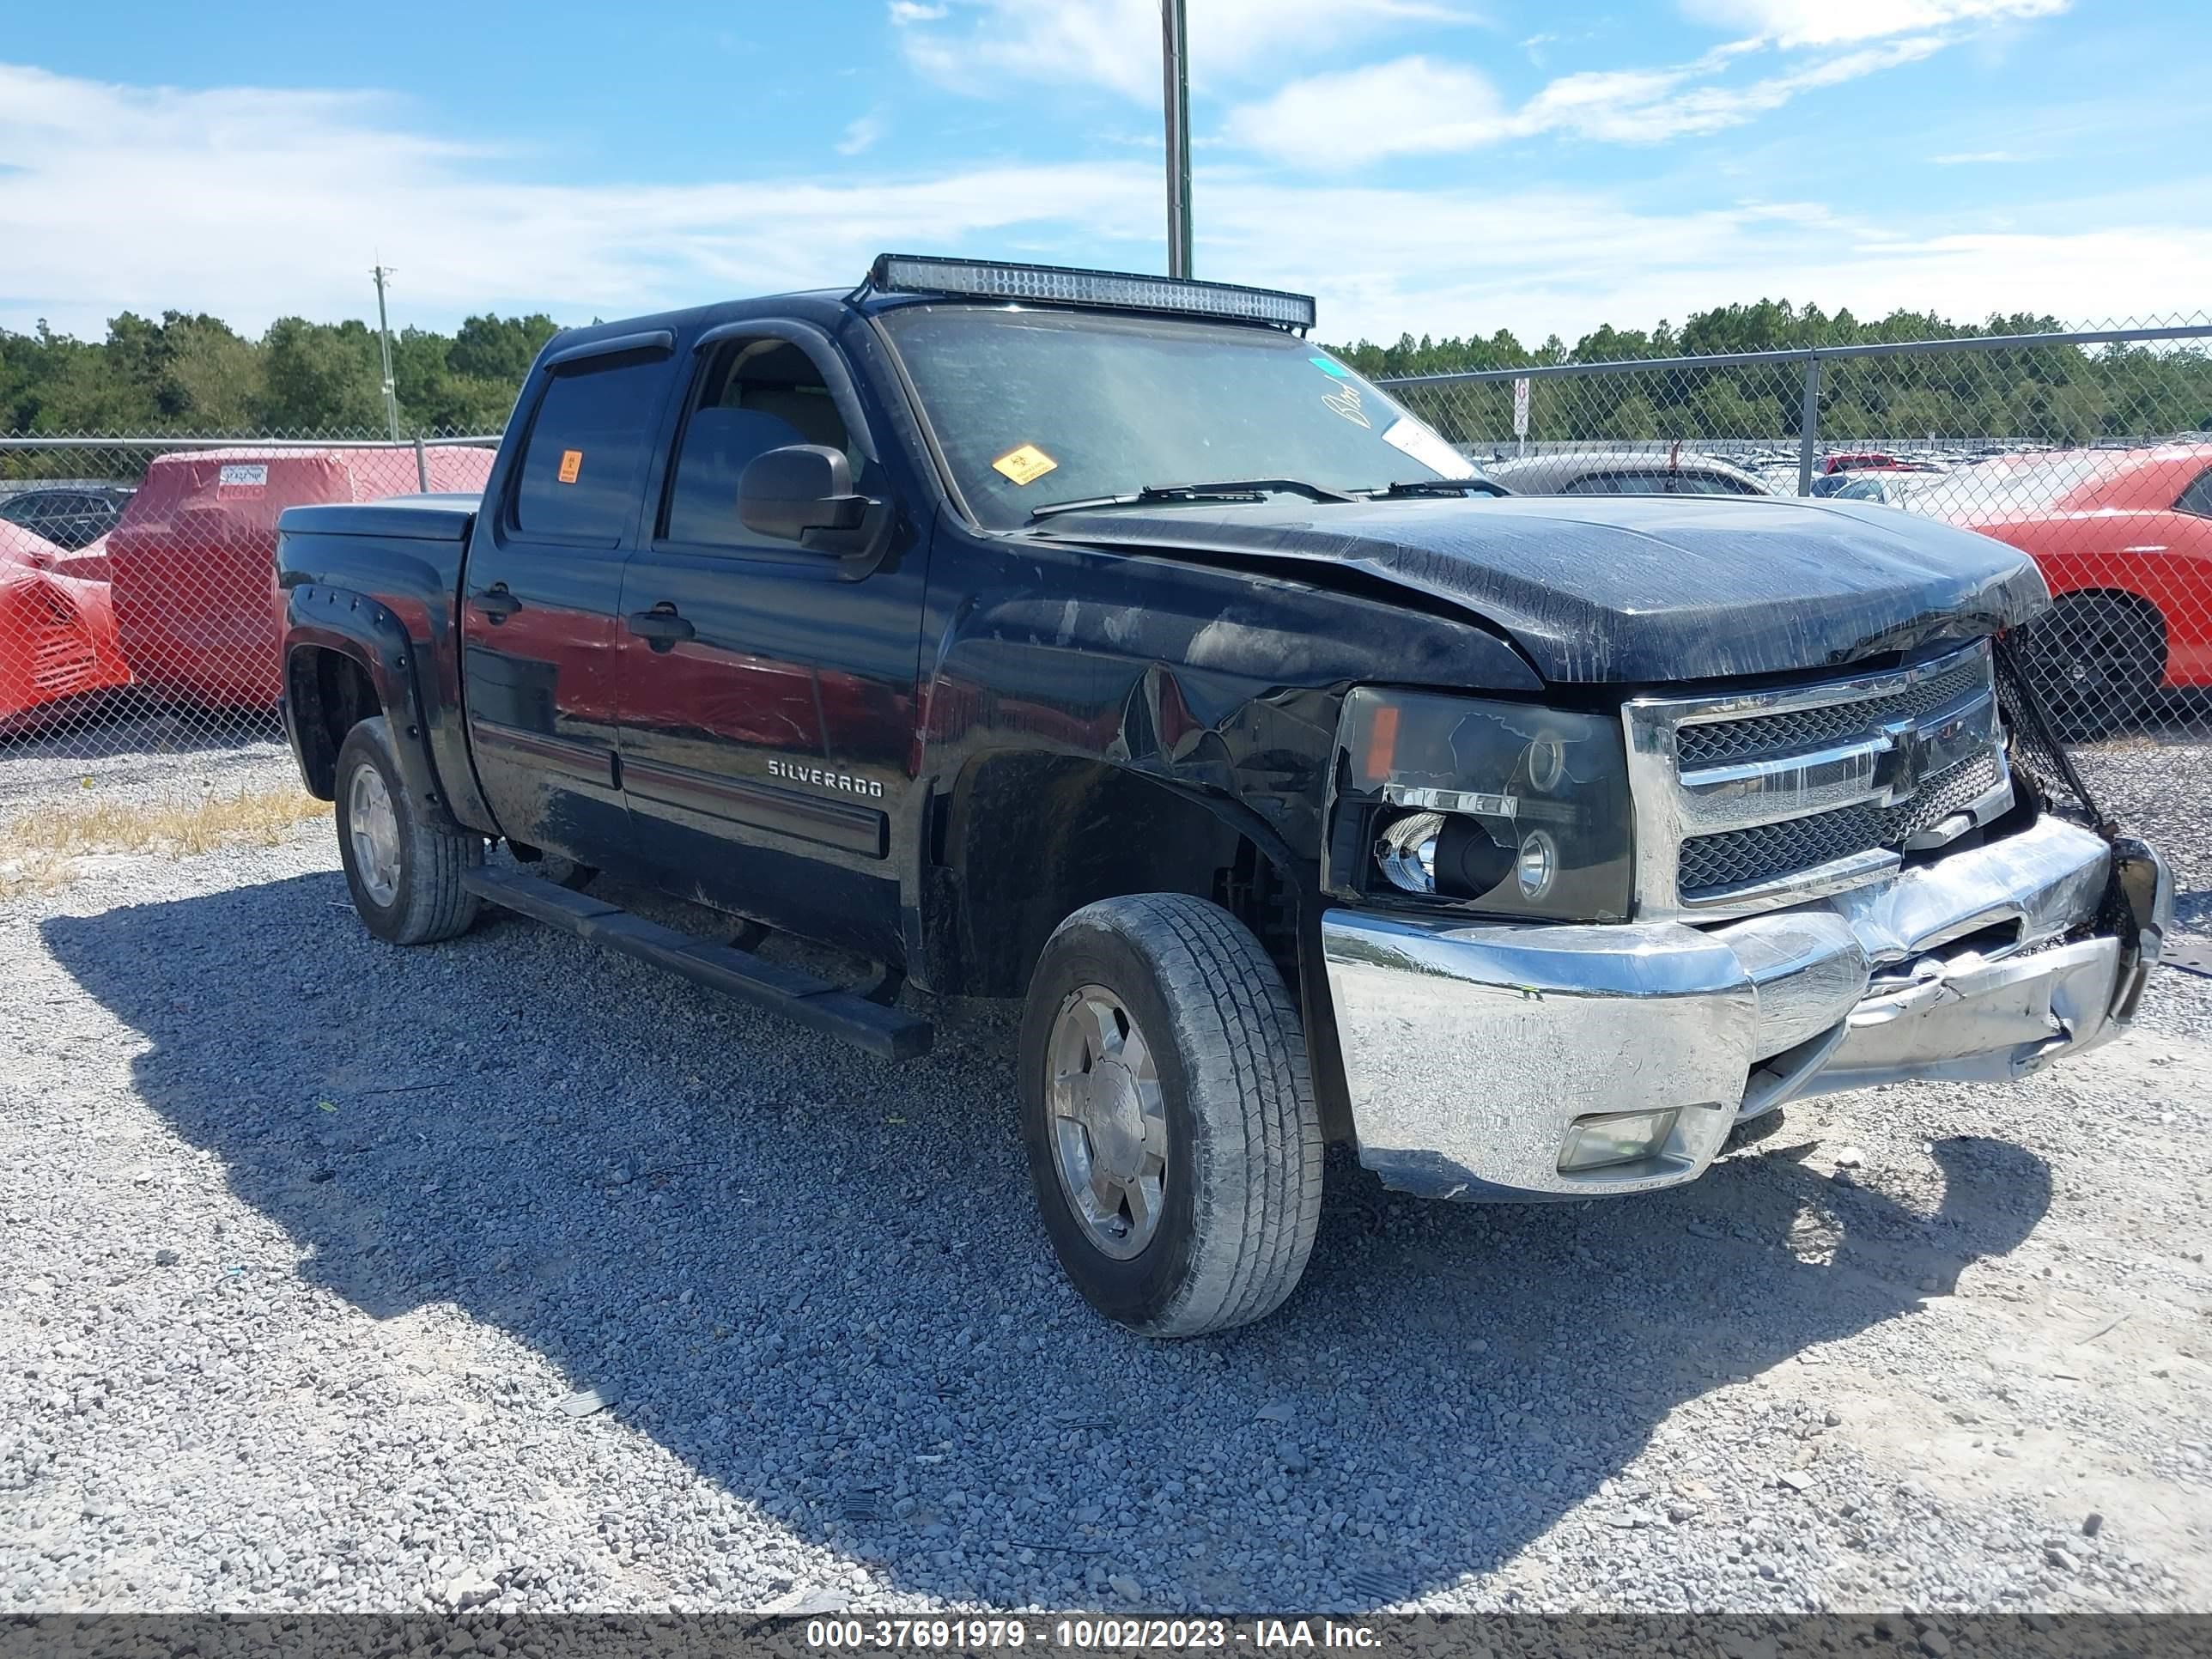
[334,715,483,945]
[1018,894,1324,1338]
[2024,593,2166,740]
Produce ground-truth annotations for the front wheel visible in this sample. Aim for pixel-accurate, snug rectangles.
[335,715,483,945]
[1018,894,1324,1337]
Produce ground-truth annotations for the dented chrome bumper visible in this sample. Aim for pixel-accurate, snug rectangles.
[1320,816,2171,1201]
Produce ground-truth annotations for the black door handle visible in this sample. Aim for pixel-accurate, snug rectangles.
[474,584,521,623]
[625,605,696,652]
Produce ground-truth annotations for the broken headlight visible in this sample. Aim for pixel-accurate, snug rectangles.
[1334,687,1633,922]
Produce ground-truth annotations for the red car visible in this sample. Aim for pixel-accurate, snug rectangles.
[0,524,136,731]
[1900,443,2212,735]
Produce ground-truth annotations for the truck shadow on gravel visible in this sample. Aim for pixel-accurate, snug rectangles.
[45,870,2054,1612]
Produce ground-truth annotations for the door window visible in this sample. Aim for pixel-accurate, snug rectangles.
[2176,465,2212,520]
[512,356,672,544]
[660,337,858,550]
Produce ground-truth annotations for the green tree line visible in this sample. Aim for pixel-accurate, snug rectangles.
[0,310,561,437]
[4,298,2208,451]
[1335,300,2212,449]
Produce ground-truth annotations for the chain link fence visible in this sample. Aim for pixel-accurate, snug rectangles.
[1382,318,2212,875]
[0,432,497,825]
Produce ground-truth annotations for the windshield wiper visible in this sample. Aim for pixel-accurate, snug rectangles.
[1029,477,1356,523]
[1356,477,1510,500]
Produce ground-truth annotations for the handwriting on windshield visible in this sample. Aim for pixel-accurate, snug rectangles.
[1322,383,1370,428]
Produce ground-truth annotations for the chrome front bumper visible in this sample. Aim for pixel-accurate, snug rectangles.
[1320,816,2172,1201]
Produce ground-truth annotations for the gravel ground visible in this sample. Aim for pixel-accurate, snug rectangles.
[2,760,2209,1615]
[0,712,294,816]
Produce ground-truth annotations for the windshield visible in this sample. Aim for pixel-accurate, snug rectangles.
[875,303,1475,529]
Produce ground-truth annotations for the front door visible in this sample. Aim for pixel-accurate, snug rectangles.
[461,335,677,868]
[613,325,927,963]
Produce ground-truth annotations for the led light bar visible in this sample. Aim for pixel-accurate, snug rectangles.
[867,253,1316,330]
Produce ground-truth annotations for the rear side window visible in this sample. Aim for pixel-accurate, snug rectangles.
[2177,466,2212,520]
[513,356,672,544]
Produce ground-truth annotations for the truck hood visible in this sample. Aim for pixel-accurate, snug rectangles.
[1029,494,2048,684]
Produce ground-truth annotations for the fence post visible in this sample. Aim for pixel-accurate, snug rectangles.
[413,434,429,493]
[1796,354,1821,498]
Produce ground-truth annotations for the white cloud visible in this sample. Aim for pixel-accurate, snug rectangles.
[1224,37,1945,167]
[836,112,885,156]
[1680,0,2066,49]
[891,0,1481,103]
[1198,179,2212,345]
[1932,149,2023,164]
[1,63,2204,354]
[1222,58,1510,168]
[0,64,1158,336]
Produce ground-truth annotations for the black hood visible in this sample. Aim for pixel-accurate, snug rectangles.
[1030,494,2049,684]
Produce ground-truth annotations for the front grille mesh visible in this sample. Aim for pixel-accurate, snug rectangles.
[1679,751,2001,895]
[1675,656,1989,769]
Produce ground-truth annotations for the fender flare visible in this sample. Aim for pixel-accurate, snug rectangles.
[283,584,458,827]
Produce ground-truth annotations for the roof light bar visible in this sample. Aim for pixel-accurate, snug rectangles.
[867,253,1316,331]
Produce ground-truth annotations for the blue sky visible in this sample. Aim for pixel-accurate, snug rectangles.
[2,0,2206,346]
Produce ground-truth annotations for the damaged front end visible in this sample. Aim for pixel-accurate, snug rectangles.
[1318,632,2172,1202]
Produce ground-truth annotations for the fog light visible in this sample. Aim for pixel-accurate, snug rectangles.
[1558,1108,1680,1173]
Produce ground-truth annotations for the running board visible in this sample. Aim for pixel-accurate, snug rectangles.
[461,870,933,1062]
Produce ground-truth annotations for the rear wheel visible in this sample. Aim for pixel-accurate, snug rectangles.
[1018,894,1323,1338]
[2025,592,2166,740]
[335,716,483,945]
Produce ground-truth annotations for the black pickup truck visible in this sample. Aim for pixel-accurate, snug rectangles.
[276,254,2171,1336]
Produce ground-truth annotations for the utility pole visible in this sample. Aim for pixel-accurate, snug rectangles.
[371,264,402,441]
[1160,0,1193,278]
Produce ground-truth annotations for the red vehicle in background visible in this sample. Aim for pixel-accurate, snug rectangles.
[1824,451,1905,473]
[1904,442,2212,735]
[0,525,136,731]
[106,446,494,708]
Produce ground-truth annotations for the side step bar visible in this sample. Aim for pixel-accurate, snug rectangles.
[461,870,933,1062]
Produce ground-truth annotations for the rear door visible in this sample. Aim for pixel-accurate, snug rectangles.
[460,331,678,867]
[612,320,927,963]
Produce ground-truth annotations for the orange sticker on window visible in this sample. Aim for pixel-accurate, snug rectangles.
[557,449,583,484]
[990,442,1059,486]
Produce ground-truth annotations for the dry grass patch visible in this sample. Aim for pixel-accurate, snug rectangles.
[0,786,332,900]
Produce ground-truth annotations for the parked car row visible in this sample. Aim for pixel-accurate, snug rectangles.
[0,446,493,730]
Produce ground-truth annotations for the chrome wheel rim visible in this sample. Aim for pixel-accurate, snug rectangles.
[1046,984,1167,1260]
[347,763,403,908]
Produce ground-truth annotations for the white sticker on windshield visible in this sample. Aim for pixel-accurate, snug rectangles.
[217,463,269,488]
[1380,418,1477,479]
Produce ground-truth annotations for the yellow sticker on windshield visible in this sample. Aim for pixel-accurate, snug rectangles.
[557,449,583,484]
[991,442,1059,486]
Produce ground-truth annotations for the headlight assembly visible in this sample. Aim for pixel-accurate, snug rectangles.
[1332,687,1633,921]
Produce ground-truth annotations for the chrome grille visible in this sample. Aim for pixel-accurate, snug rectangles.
[1679,751,2001,893]
[1675,657,1988,769]
[1625,641,2014,921]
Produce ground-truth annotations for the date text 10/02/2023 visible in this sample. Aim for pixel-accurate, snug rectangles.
[802,1620,1384,1650]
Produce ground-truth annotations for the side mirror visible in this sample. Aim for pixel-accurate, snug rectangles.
[737,444,872,549]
